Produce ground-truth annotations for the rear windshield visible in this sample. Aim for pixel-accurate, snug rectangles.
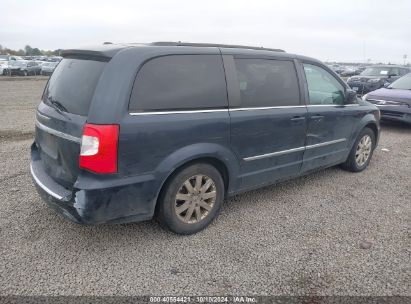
[42,58,106,116]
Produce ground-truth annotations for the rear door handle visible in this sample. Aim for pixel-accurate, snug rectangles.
[311,115,324,120]
[290,116,305,121]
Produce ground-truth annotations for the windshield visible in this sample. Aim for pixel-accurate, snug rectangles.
[389,73,411,90]
[42,58,106,116]
[0,55,9,61]
[361,67,390,76]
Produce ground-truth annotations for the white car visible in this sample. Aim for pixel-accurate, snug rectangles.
[0,61,8,75]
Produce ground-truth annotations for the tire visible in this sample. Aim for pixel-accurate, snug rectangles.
[341,127,376,172]
[156,163,224,235]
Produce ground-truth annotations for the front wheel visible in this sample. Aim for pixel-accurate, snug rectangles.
[341,127,376,172]
[156,163,224,235]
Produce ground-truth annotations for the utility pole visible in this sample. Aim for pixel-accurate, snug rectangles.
[404,55,407,66]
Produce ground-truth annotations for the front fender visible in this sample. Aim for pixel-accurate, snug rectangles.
[349,112,380,150]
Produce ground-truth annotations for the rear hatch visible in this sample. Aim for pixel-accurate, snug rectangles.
[34,56,107,189]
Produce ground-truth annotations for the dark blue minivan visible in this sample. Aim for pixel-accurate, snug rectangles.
[31,42,380,234]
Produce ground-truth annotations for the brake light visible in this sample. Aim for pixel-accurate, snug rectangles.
[79,124,119,174]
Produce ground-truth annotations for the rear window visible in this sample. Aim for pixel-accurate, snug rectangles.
[129,55,228,112]
[42,58,106,116]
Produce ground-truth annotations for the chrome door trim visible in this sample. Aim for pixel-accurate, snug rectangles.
[129,109,229,115]
[243,138,347,161]
[307,104,359,107]
[35,120,81,143]
[244,146,306,161]
[305,138,346,150]
[30,163,64,200]
[230,105,306,112]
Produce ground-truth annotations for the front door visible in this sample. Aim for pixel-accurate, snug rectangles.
[301,62,357,172]
[224,55,308,191]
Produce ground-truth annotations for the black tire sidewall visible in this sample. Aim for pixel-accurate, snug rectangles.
[157,163,224,235]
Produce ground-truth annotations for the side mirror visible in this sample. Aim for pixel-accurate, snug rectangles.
[383,82,390,88]
[345,89,358,104]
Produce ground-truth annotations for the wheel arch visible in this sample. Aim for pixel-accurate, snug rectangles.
[153,143,241,212]
[349,113,380,150]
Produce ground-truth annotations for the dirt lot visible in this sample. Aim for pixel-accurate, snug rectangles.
[0,77,410,296]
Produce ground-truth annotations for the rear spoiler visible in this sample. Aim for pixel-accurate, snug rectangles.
[60,49,112,62]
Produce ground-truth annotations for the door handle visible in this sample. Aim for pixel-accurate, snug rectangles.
[311,115,324,120]
[290,116,305,121]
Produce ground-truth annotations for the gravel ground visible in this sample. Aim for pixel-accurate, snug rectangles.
[0,77,410,296]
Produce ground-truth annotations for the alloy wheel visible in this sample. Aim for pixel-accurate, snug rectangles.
[174,174,217,224]
[355,135,372,167]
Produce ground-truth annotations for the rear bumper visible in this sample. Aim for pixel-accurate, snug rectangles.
[30,144,158,224]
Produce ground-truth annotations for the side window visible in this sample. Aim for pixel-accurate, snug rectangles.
[303,64,345,105]
[129,55,227,112]
[390,67,400,76]
[233,58,300,107]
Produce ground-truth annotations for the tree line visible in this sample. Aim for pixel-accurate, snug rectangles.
[0,44,62,56]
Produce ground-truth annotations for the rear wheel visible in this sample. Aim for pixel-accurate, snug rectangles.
[156,163,224,234]
[341,127,375,172]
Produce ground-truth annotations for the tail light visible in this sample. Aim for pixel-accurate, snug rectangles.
[79,124,119,174]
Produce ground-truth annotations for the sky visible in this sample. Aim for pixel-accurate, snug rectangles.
[1,0,410,64]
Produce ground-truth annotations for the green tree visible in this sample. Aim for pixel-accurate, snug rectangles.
[24,45,33,55]
[32,48,42,55]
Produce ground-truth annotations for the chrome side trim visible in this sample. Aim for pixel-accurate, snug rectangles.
[230,106,306,112]
[243,138,347,161]
[307,104,359,107]
[30,163,63,200]
[305,138,346,150]
[35,120,81,143]
[129,104,361,115]
[129,109,228,115]
[244,146,306,161]
[375,104,403,107]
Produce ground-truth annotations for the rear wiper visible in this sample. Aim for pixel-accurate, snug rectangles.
[46,96,71,120]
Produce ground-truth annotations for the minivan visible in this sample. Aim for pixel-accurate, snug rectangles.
[31,42,380,234]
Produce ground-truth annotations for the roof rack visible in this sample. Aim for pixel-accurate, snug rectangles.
[150,41,285,53]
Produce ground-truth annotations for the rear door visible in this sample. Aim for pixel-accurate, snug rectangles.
[34,57,107,188]
[224,55,308,191]
[300,62,357,172]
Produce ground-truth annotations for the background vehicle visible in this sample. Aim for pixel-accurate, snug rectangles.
[30,42,380,234]
[40,61,58,75]
[347,65,411,94]
[363,73,411,124]
[0,61,8,75]
[340,66,365,77]
[7,60,42,76]
[328,64,345,74]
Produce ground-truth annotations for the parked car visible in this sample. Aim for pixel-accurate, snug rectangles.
[41,61,59,75]
[328,64,345,75]
[362,73,411,124]
[0,61,8,75]
[7,60,42,76]
[340,66,365,77]
[0,55,24,75]
[347,65,411,95]
[31,42,380,234]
